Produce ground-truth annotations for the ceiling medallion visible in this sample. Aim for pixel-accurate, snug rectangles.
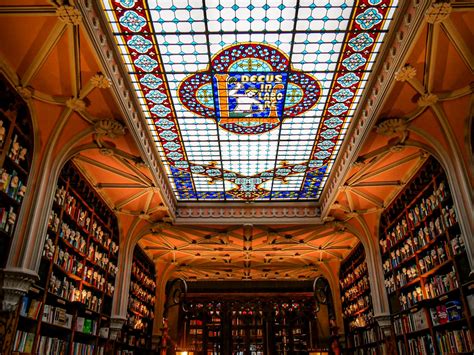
[179,43,321,135]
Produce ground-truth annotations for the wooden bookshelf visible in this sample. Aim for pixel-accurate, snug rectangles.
[12,161,120,355]
[379,157,474,355]
[117,246,156,353]
[0,76,33,269]
[180,296,317,354]
[339,242,383,354]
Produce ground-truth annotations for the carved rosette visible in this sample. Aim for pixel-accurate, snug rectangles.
[425,2,452,24]
[56,5,82,25]
[394,65,416,82]
[94,120,126,139]
[16,86,33,101]
[66,97,86,112]
[376,118,408,136]
[417,93,439,107]
[90,74,111,89]
[1,268,39,311]
[109,316,126,340]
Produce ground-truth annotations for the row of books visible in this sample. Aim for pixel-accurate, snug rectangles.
[38,335,69,354]
[393,308,428,335]
[350,327,379,347]
[407,334,434,355]
[19,295,42,319]
[430,300,462,326]
[72,342,95,355]
[76,316,98,335]
[436,328,473,354]
[13,330,35,353]
[42,304,73,329]
[0,206,16,234]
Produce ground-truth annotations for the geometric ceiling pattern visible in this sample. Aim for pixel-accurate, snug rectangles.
[101,0,398,201]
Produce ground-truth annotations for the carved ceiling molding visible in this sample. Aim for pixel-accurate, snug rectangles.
[174,206,322,225]
[319,0,432,217]
[77,0,177,219]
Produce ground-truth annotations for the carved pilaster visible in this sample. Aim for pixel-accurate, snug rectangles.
[0,268,39,311]
[375,313,396,355]
[109,316,126,340]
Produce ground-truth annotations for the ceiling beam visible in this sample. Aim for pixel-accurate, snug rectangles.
[75,155,145,183]
[68,24,81,97]
[442,18,474,72]
[351,180,402,187]
[0,6,56,15]
[346,150,390,185]
[114,189,149,210]
[96,183,148,189]
[424,23,439,93]
[21,21,67,86]
[349,188,384,208]
[355,151,422,182]
[114,155,154,186]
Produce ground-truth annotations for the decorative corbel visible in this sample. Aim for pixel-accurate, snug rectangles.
[0,268,39,311]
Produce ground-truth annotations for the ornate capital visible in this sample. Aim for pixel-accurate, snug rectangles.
[109,316,127,340]
[66,97,86,111]
[16,86,33,101]
[376,118,408,136]
[56,5,82,25]
[425,2,452,24]
[90,74,111,89]
[394,65,416,82]
[417,93,439,107]
[94,119,126,139]
[0,268,39,311]
[374,313,393,337]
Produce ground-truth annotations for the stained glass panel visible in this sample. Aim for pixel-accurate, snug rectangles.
[101,0,399,201]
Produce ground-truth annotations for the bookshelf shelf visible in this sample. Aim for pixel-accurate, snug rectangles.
[118,246,156,353]
[11,161,121,355]
[339,242,382,352]
[379,157,474,355]
[0,77,33,268]
[180,296,316,354]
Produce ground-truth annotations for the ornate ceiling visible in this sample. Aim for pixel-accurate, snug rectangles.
[100,0,399,202]
[0,0,472,283]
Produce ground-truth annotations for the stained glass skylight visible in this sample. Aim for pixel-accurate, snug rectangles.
[101,0,398,201]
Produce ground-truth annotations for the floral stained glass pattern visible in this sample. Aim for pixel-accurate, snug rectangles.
[101,0,398,201]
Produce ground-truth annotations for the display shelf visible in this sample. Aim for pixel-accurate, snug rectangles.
[379,157,473,355]
[0,77,33,268]
[118,245,156,353]
[180,296,315,354]
[11,161,120,355]
[339,242,381,351]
